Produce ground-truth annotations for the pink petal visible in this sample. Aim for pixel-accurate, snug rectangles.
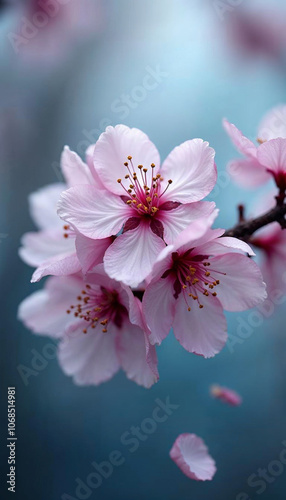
[58,323,120,386]
[143,276,175,345]
[195,236,255,257]
[18,275,82,338]
[93,125,160,195]
[223,119,257,158]
[173,295,227,358]
[257,137,286,176]
[75,234,113,274]
[170,434,216,481]
[29,183,65,230]
[172,211,223,255]
[160,139,217,203]
[209,253,267,312]
[210,384,242,406]
[104,222,165,287]
[31,252,81,283]
[258,104,286,142]
[116,323,159,388]
[227,158,271,188]
[19,229,75,267]
[57,185,132,239]
[61,146,94,186]
[160,201,216,244]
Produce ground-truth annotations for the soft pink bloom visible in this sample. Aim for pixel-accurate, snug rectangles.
[58,125,217,287]
[19,146,112,282]
[18,266,158,388]
[9,0,104,65]
[143,213,267,358]
[210,384,242,406]
[170,434,216,481]
[225,9,286,63]
[224,108,286,190]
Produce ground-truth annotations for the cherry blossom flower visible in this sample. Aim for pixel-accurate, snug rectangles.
[143,213,267,357]
[19,145,112,282]
[210,384,242,406]
[224,105,286,190]
[58,125,217,287]
[225,9,286,64]
[18,266,158,388]
[170,434,216,481]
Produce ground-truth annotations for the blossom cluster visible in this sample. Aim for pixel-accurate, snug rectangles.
[19,119,282,392]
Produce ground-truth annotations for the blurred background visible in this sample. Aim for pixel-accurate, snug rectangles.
[1,0,286,498]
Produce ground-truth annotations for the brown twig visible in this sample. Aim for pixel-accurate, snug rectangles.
[224,203,286,241]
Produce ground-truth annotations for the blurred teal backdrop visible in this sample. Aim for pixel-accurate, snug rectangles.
[1,1,286,499]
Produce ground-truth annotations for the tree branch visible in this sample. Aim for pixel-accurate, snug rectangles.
[224,203,286,241]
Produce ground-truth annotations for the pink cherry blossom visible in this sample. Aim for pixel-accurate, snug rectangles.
[143,213,267,358]
[18,266,158,388]
[225,9,286,63]
[19,146,112,282]
[58,125,217,287]
[170,433,216,481]
[210,384,242,406]
[224,106,286,190]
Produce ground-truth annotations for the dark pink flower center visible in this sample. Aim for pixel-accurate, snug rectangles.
[67,284,127,334]
[162,251,226,311]
[118,156,173,217]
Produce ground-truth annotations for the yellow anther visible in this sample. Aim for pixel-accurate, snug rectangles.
[117,178,122,183]
[190,267,196,274]
[186,276,191,281]
[199,304,204,309]
[203,290,209,296]
[192,278,199,285]
[168,179,173,184]
[126,200,132,205]
[125,174,129,179]
[127,155,132,160]
[143,168,148,173]
[205,271,210,277]
[83,329,87,334]
[124,162,128,166]
[182,285,187,289]
[146,197,152,203]
[209,284,214,289]
[151,163,155,168]
[188,307,191,312]
[212,292,217,297]
[138,165,143,169]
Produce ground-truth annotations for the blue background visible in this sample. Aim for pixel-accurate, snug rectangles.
[1,1,286,499]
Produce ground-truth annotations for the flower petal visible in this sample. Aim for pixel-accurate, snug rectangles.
[208,253,267,312]
[160,139,217,203]
[75,234,113,274]
[116,322,159,388]
[19,229,75,267]
[173,295,227,357]
[58,185,132,239]
[160,201,216,244]
[29,183,65,230]
[18,275,82,338]
[104,222,165,287]
[170,434,216,481]
[143,276,175,345]
[210,384,242,406]
[93,125,160,195]
[31,252,81,282]
[195,236,255,257]
[58,323,120,386]
[61,146,94,186]
[223,119,257,158]
[258,104,286,142]
[257,137,286,176]
[227,158,271,188]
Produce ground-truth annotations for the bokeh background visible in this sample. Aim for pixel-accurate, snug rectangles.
[1,0,286,498]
